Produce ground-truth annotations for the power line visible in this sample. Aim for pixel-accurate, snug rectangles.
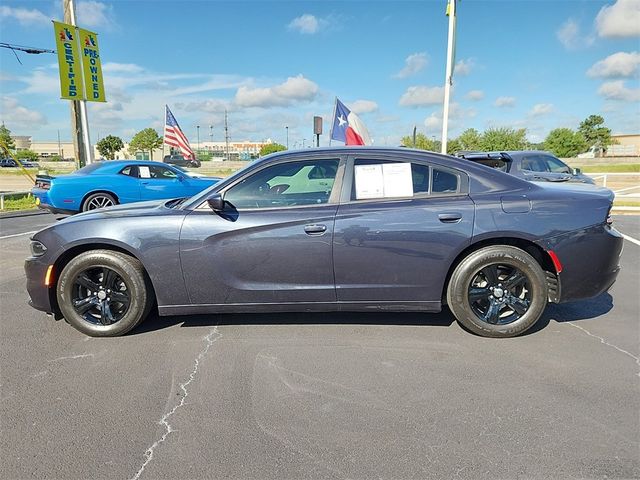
[0,42,55,65]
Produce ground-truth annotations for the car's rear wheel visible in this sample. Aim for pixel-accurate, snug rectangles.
[82,192,117,211]
[56,250,153,337]
[446,245,548,338]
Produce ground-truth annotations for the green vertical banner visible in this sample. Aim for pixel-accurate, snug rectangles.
[78,28,106,102]
[53,21,84,100]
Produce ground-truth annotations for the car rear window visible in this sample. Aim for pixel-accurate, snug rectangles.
[75,163,105,175]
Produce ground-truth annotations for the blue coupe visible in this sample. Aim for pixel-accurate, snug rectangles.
[32,160,221,214]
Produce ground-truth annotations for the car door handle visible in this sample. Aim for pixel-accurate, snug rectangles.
[438,213,462,223]
[304,224,327,235]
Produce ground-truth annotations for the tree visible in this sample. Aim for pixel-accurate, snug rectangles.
[0,125,15,152]
[400,133,438,151]
[96,135,124,160]
[128,128,163,160]
[480,127,528,151]
[446,138,462,155]
[259,143,287,156]
[456,128,482,151]
[578,115,612,149]
[544,128,587,158]
[14,149,39,162]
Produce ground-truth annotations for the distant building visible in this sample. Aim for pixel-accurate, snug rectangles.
[11,136,273,161]
[609,134,640,157]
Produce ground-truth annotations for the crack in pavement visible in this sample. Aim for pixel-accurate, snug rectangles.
[567,322,640,378]
[130,326,222,480]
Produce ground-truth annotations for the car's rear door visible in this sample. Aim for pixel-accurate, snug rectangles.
[179,156,344,306]
[333,155,475,307]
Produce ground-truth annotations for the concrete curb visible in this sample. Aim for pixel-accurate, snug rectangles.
[0,208,46,219]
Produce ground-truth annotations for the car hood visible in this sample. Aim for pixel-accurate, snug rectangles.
[57,199,182,224]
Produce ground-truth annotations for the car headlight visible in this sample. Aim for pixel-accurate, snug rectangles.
[30,240,47,257]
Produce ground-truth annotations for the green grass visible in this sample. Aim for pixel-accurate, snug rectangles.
[1,194,36,211]
[578,164,640,173]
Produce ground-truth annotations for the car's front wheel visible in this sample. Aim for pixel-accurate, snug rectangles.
[82,192,117,211]
[56,250,153,337]
[446,245,548,338]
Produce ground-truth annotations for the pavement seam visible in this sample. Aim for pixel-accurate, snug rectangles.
[567,322,640,378]
[130,326,222,480]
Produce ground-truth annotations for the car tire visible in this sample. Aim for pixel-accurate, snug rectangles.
[446,245,548,338]
[82,192,117,211]
[56,250,154,337]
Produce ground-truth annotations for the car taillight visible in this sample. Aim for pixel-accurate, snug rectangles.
[36,181,50,190]
[606,205,613,225]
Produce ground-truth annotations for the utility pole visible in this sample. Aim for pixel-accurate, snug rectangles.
[63,0,93,167]
[224,110,230,162]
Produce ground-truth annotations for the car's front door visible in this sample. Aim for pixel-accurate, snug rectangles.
[333,156,475,307]
[138,164,184,199]
[180,157,344,306]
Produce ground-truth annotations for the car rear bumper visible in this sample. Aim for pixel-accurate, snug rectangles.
[545,224,623,303]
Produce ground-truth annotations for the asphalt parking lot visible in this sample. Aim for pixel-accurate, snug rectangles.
[1,212,638,480]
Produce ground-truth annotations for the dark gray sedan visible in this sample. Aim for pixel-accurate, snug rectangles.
[25,147,622,338]
[456,150,596,184]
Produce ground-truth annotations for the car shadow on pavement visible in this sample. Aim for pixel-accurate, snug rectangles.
[130,309,457,336]
[130,293,614,337]
[525,292,614,335]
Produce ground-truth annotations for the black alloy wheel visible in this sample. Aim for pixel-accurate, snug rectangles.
[71,266,130,326]
[447,245,548,338]
[56,250,153,336]
[467,264,532,325]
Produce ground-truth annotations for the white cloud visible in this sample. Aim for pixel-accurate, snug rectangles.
[399,86,444,107]
[529,103,554,117]
[495,96,516,108]
[102,63,145,74]
[556,18,594,50]
[466,90,484,101]
[587,51,640,78]
[0,97,47,127]
[454,58,475,76]
[423,103,477,132]
[235,75,319,107]
[394,52,428,79]
[288,14,325,34]
[349,100,378,114]
[0,6,49,26]
[595,0,640,38]
[76,1,116,29]
[598,80,640,101]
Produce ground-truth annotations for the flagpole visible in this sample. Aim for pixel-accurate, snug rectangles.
[441,0,456,154]
[162,105,166,159]
[329,97,338,146]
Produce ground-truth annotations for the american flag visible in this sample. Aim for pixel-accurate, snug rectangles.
[164,105,194,159]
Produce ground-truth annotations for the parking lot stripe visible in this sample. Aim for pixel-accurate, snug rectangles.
[0,230,36,240]
[621,233,640,247]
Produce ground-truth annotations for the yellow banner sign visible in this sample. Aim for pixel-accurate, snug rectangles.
[53,21,84,100]
[78,28,106,102]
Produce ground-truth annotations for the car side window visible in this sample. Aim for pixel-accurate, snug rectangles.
[432,168,459,193]
[350,159,433,200]
[120,166,138,178]
[140,165,177,179]
[521,156,547,172]
[224,159,340,209]
[543,155,571,173]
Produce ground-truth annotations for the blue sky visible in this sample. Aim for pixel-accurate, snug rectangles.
[1,0,639,147]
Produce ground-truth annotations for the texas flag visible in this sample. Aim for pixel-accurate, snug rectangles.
[330,98,372,146]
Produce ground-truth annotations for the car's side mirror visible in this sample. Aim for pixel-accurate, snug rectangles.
[206,193,225,212]
[572,167,581,175]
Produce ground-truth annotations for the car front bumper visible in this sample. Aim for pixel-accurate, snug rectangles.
[25,256,55,314]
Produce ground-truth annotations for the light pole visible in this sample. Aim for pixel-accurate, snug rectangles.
[196,125,200,156]
[285,126,289,149]
[302,138,306,148]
